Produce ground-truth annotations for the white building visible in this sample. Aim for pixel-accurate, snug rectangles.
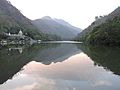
[6,30,25,39]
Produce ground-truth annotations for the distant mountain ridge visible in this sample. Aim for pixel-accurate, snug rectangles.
[54,18,81,33]
[0,0,82,40]
[33,16,82,40]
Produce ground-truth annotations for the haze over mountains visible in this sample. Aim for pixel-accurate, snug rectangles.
[0,0,82,41]
[33,16,82,40]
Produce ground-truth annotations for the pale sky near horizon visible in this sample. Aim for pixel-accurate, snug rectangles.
[9,0,120,29]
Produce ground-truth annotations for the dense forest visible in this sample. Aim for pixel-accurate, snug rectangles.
[86,17,120,46]
[76,7,120,46]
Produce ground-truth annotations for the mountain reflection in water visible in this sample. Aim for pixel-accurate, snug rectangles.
[77,45,120,76]
[0,43,120,90]
[0,43,81,84]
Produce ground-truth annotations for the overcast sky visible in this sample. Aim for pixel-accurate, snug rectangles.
[9,0,120,29]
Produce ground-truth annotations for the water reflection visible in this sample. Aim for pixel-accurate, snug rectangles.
[8,47,23,54]
[77,45,120,76]
[1,52,120,90]
[0,44,120,90]
[0,43,81,84]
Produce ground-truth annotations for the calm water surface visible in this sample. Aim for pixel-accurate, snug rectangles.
[0,42,120,90]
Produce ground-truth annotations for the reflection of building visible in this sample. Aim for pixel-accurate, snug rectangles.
[6,30,25,39]
[0,40,7,45]
[8,47,23,54]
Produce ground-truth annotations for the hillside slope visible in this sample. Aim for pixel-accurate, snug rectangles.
[86,16,120,45]
[33,16,82,40]
[0,0,47,40]
[77,7,120,38]
[77,7,120,45]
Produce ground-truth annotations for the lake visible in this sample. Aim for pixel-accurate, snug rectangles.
[0,42,120,90]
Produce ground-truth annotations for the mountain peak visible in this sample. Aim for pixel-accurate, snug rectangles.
[33,17,82,40]
[42,16,52,20]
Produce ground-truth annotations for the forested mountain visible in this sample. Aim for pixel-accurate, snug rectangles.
[80,7,120,37]
[33,16,82,40]
[76,7,120,46]
[0,0,48,40]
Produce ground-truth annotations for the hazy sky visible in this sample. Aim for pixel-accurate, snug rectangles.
[9,0,120,29]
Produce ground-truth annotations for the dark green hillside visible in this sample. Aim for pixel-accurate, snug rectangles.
[0,0,48,40]
[86,17,120,46]
[76,7,120,46]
